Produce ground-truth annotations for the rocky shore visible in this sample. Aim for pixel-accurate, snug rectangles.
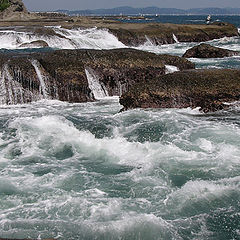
[0,48,194,105]
[0,1,238,46]
[0,0,239,112]
[120,69,240,112]
[109,22,239,46]
[2,48,240,113]
[0,22,238,48]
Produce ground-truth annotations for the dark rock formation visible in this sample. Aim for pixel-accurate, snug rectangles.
[0,0,28,20]
[19,40,49,48]
[0,48,194,105]
[120,69,240,112]
[183,43,240,58]
[109,22,239,46]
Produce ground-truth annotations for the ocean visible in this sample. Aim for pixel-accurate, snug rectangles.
[120,15,240,28]
[0,16,240,240]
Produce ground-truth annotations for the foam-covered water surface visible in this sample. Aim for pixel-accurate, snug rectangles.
[0,98,239,239]
[136,36,240,69]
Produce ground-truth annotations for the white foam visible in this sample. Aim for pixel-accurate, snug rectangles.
[85,68,109,99]
[172,33,179,43]
[1,99,240,238]
[0,27,126,50]
[31,60,49,99]
[0,64,24,105]
[165,65,179,74]
[54,27,126,49]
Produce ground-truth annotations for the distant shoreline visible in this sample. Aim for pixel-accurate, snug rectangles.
[52,6,240,16]
[32,12,240,16]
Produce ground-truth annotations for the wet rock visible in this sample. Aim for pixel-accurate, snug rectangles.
[183,43,240,58]
[109,23,239,46]
[0,48,194,104]
[79,49,194,96]
[19,40,49,48]
[120,69,240,112]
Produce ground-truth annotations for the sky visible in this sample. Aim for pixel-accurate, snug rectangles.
[23,0,240,11]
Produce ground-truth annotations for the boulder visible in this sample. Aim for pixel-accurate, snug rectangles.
[120,69,240,112]
[19,40,49,48]
[183,43,240,58]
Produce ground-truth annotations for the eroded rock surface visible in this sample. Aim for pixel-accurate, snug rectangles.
[109,22,239,46]
[0,48,194,104]
[120,69,240,112]
[183,43,240,58]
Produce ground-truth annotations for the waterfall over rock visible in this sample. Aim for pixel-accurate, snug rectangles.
[85,68,109,99]
[0,49,194,105]
[0,59,60,105]
[0,64,25,105]
[173,33,179,43]
[31,59,50,99]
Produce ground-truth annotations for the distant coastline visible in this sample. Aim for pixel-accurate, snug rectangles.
[54,6,240,16]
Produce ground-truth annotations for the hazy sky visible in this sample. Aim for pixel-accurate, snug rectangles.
[23,0,240,11]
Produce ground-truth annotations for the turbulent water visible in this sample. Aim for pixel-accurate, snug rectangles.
[0,98,240,240]
[0,15,240,240]
[0,26,125,50]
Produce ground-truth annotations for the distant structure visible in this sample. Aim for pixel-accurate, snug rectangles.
[0,0,29,20]
[206,15,211,25]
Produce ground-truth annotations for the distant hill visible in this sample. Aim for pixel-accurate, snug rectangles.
[56,6,240,16]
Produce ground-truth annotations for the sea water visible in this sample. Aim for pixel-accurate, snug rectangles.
[0,16,240,240]
[0,97,239,240]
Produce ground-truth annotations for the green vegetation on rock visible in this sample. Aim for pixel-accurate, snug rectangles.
[0,0,10,12]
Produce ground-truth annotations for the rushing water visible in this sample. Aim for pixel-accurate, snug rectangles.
[0,27,126,50]
[0,97,240,240]
[0,16,240,240]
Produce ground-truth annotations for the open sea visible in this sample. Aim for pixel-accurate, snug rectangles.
[0,15,240,240]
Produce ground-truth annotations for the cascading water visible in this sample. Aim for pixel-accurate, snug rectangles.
[0,27,126,50]
[53,27,126,49]
[85,68,109,99]
[0,66,7,104]
[31,59,49,99]
[172,33,179,43]
[0,64,24,105]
